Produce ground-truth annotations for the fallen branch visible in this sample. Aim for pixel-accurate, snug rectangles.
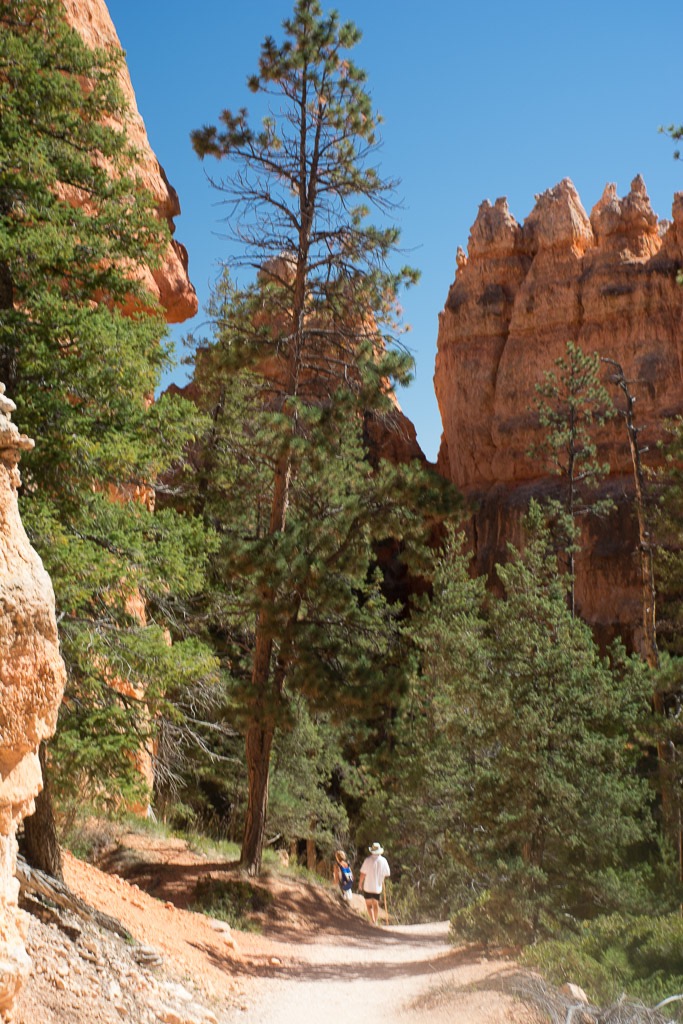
[655,994,683,1010]
[16,854,132,941]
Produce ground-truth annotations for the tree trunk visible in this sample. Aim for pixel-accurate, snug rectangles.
[20,743,63,881]
[306,837,317,872]
[239,238,307,874]
[240,720,274,876]
[603,359,681,873]
[602,360,658,665]
[239,347,298,873]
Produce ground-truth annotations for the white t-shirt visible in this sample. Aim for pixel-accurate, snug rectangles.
[360,854,390,895]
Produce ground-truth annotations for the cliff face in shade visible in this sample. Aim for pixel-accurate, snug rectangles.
[0,386,66,1018]
[59,0,198,324]
[363,406,425,465]
[434,178,683,647]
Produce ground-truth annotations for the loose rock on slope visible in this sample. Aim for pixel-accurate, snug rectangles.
[13,837,536,1024]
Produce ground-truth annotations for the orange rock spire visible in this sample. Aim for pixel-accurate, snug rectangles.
[435,178,683,646]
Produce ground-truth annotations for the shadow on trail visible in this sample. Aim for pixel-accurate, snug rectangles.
[405,966,535,1017]
[191,937,487,983]
[101,842,404,941]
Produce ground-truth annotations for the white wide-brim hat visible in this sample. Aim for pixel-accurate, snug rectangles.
[368,842,384,855]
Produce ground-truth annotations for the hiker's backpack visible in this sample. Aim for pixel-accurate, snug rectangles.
[339,864,353,891]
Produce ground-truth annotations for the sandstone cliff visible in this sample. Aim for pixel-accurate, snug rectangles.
[0,386,66,1019]
[59,0,197,324]
[434,178,683,646]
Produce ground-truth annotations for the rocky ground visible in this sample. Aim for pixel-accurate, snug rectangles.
[10,832,539,1024]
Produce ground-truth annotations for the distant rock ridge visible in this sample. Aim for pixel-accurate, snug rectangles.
[59,0,198,324]
[0,385,66,1018]
[434,178,683,645]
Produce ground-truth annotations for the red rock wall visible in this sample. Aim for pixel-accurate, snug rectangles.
[59,0,198,324]
[434,178,683,647]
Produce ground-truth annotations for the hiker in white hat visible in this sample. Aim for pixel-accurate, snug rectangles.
[358,842,390,925]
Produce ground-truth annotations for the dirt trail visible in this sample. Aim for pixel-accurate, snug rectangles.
[226,919,531,1024]
[14,834,536,1024]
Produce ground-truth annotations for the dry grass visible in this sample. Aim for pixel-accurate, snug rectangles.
[409,969,680,1024]
[496,972,677,1024]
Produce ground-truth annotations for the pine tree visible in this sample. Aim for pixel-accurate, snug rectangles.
[456,506,650,941]
[169,310,446,872]
[382,508,651,939]
[369,528,489,921]
[190,0,438,874]
[529,341,616,616]
[652,420,683,656]
[1,0,217,856]
[268,702,351,858]
[644,419,683,869]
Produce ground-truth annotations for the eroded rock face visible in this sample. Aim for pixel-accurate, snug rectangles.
[0,385,66,1018]
[435,178,683,645]
[59,0,198,324]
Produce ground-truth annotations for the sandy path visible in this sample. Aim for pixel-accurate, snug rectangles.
[61,841,534,1024]
[224,920,530,1024]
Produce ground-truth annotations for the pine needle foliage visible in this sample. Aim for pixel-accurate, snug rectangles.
[172,307,449,871]
[529,341,616,616]
[653,419,683,656]
[0,0,217,811]
[378,508,652,939]
[189,0,450,873]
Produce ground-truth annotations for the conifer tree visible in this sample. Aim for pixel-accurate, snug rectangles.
[368,529,489,921]
[646,420,683,867]
[653,420,683,656]
[464,510,650,941]
[383,508,651,939]
[190,0,438,873]
[529,341,616,616]
[268,702,351,857]
[661,122,683,159]
[1,0,216,859]
[171,310,443,872]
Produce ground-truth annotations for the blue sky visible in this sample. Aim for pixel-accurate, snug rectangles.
[107,0,682,462]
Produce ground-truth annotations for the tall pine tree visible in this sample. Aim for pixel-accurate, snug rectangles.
[170,301,446,871]
[190,0,435,873]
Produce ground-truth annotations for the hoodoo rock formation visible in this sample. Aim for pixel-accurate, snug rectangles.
[435,177,683,646]
[59,0,198,324]
[0,386,66,1019]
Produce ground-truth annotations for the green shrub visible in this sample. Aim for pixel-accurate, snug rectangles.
[522,913,683,1012]
[183,833,241,862]
[449,860,552,947]
[190,877,273,932]
[60,815,122,863]
[382,881,423,925]
[60,809,170,863]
